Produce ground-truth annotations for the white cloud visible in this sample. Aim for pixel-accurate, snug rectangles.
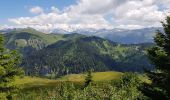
[9,12,112,32]
[8,0,170,32]
[113,0,169,28]
[115,24,144,30]
[51,6,60,13]
[66,0,115,15]
[29,6,44,14]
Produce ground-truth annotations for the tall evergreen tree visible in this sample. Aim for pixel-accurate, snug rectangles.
[84,69,92,87]
[143,16,170,99]
[0,34,24,99]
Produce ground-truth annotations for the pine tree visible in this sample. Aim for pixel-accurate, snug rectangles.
[0,34,24,99]
[143,16,170,99]
[84,69,92,87]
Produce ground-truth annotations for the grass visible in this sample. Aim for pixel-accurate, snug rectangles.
[14,76,59,85]
[14,71,152,91]
[58,71,123,82]
[13,71,123,100]
[15,39,27,47]
[14,76,61,89]
[13,72,149,100]
[14,71,123,88]
[13,28,65,45]
[5,28,65,48]
[92,71,123,81]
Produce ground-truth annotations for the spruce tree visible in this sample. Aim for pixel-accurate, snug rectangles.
[0,34,24,99]
[84,69,92,87]
[144,16,170,99]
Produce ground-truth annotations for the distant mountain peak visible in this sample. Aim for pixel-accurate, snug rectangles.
[51,27,162,44]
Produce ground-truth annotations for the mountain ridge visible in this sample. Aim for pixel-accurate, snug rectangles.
[23,34,153,76]
[1,28,154,77]
[1,27,161,44]
[52,27,162,44]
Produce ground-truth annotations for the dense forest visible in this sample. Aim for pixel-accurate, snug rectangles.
[3,29,153,77]
[23,35,153,77]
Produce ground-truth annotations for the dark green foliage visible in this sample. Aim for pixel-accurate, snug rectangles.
[14,73,146,100]
[143,16,170,99]
[0,34,24,99]
[84,70,92,87]
[113,73,147,100]
[115,73,142,87]
[3,28,153,77]
[23,36,153,77]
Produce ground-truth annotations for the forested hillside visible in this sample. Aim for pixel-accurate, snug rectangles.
[1,28,154,77]
[23,34,153,76]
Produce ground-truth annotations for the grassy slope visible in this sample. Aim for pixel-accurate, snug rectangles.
[5,28,65,48]
[60,71,123,82]
[15,71,123,88]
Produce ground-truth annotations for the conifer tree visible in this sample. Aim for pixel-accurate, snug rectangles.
[84,69,92,87]
[0,34,24,99]
[144,16,170,99]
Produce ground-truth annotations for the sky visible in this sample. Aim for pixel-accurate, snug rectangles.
[0,0,170,32]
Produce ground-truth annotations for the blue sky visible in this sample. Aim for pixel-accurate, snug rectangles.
[0,0,170,31]
[0,0,76,24]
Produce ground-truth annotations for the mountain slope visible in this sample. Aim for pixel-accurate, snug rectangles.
[23,35,153,76]
[2,29,154,76]
[4,28,65,55]
[94,28,159,44]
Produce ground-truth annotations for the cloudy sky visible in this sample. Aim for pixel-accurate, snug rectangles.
[0,0,170,31]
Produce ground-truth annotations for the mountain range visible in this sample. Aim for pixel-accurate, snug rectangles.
[0,28,154,76]
[52,27,162,44]
[1,27,161,44]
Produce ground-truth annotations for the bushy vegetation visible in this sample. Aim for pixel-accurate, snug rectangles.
[14,73,147,100]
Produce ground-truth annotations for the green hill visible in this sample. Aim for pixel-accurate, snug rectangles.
[23,34,153,76]
[4,28,65,55]
[2,29,154,76]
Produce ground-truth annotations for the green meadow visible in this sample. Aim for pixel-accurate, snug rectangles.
[15,71,123,88]
[13,72,149,100]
